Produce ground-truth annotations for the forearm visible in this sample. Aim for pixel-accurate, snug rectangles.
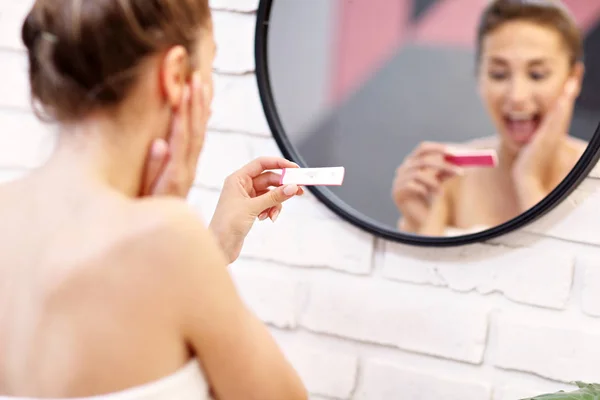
[208,219,238,264]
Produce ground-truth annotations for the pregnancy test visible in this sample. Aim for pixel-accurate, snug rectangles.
[444,148,498,168]
[279,167,345,186]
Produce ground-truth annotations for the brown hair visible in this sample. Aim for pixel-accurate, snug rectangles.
[476,0,583,66]
[21,0,211,122]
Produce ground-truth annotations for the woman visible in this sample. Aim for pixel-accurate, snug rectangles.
[0,1,307,399]
[392,0,587,236]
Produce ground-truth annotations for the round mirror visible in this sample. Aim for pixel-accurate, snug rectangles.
[255,0,600,246]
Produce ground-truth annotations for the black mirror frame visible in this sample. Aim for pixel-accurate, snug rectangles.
[254,0,600,247]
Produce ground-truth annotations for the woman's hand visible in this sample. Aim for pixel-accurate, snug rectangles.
[140,71,209,198]
[392,142,461,232]
[512,78,578,210]
[209,157,304,263]
[137,72,303,263]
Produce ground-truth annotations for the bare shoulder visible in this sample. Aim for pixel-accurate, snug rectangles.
[553,136,588,179]
[120,197,226,268]
[128,197,207,238]
[77,196,227,291]
[58,196,231,322]
[566,136,588,160]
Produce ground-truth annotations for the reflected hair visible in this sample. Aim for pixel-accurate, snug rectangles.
[476,0,583,66]
[21,0,211,123]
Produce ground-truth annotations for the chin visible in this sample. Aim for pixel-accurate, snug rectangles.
[496,131,526,155]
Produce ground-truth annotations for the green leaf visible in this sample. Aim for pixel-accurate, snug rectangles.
[520,382,600,400]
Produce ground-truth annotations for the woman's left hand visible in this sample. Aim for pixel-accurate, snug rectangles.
[512,77,578,209]
[209,157,304,264]
[140,72,209,198]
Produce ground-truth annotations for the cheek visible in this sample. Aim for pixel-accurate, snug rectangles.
[480,82,504,116]
[535,82,564,112]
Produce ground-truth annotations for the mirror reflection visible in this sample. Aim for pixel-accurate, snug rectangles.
[266,0,600,237]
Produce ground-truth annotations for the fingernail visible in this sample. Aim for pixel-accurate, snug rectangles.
[152,139,167,156]
[258,211,268,220]
[271,210,280,222]
[283,184,298,196]
[183,85,191,101]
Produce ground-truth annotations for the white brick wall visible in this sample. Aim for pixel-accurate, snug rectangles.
[2,1,600,398]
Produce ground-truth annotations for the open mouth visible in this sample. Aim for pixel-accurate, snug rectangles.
[503,113,541,144]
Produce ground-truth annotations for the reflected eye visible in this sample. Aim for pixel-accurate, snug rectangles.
[488,71,508,80]
[529,71,548,81]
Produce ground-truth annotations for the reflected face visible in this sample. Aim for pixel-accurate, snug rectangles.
[478,20,577,152]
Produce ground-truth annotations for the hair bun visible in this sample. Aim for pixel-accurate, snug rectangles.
[20,0,211,123]
[21,9,42,51]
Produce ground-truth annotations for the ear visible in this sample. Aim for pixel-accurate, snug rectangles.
[570,61,585,97]
[159,45,190,109]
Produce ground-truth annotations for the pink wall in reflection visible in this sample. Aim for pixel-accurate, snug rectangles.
[330,0,600,105]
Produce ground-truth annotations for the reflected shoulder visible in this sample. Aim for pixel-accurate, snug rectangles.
[567,136,588,153]
[564,136,588,165]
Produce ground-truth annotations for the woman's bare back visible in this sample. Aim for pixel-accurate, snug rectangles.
[0,177,189,397]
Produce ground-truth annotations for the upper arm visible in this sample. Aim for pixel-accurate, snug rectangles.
[153,203,307,400]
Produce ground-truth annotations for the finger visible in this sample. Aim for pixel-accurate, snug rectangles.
[254,190,272,221]
[253,172,310,194]
[251,183,299,213]
[396,173,438,197]
[169,84,191,165]
[394,180,429,202]
[269,204,283,222]
[536,77,578,143]
[414,172,442,193]
[411,141,448,158]
[258,209,270,221]
[237,156,300,179]
[187,72,206,172]
[142,139,169,194]
[406,156,462,176]
[252,171,284,192]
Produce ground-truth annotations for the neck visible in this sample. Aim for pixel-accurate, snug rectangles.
[42,113,162,198]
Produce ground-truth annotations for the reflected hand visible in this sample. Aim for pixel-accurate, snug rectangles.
[209,157,304,263]
[392,142,462,232]
[513,78,578,208]
[140,72,209,198]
